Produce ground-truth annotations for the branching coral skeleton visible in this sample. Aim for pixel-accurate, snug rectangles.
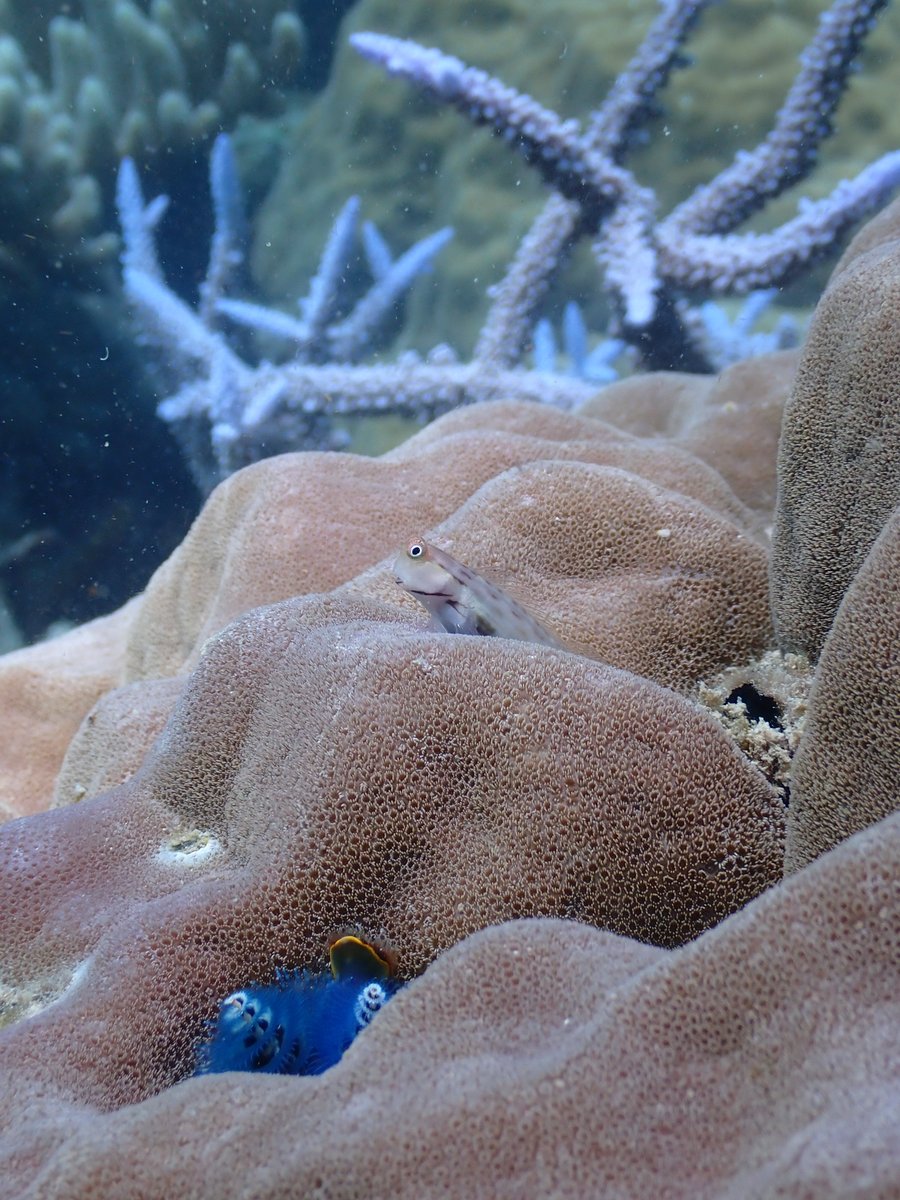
[118,0,898,487]
[351,0,899,368]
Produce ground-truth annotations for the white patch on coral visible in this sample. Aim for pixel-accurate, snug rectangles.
[0,955,93,1028]
[156,828,220,866]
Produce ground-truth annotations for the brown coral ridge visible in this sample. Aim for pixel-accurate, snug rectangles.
[771,195,900,659]
[76,399,771,819]
[0,595,783,1130]
[5,811,900,1199]
[5,211,900,1192]
[581,349,798,518]
[2,390,772,821]
[786,502,900,872]
[123,399,767,683]
[1,394,773,819]
[0,599,139,822]
[0,386,782,825]
[350,455,770,692]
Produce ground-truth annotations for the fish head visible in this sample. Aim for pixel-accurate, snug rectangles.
[394,539,458,604]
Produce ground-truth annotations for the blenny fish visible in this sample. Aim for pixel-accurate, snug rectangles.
[394,538,561,647]
[194,935,400,1077]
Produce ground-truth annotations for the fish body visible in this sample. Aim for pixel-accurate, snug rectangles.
[194,935,399,1077]
[394,539,561,647]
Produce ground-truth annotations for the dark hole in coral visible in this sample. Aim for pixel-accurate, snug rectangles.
[725,684,783,731]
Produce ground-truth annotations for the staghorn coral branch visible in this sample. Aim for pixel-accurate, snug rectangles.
[119,144,592,487]
[120,0,900,483]
[215,296,310,345]
[349,31,685,355]
[115,155,166,280]
[351,29,691,358]
[658,152,900,292]
[475,0,716,367]
[327,225,455,362]
[158,348,599,430]
[352,0,898,371]
[299,195,360,347]
[474,194,579,367]
[125,267,239,374]
[199,133,246,325]
[591,176,660,329]
[212,192,454,367]
[362,220,394,280]
[666,0,890,237]
[587,0,716,157]
[118,143,462,486]
[261,355,598,418]
[349,32,628,223]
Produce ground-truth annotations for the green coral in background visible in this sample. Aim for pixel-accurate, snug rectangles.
[0,0,306,277]
[0,2,310,646]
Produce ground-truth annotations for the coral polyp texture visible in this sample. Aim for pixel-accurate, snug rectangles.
[1,11,900,1200]
[771,197,900,658]
[785,502,900,873]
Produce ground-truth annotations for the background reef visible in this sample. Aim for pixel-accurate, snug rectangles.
[3,0,900,645]
[257,0,900,349]
[0,0,314,644]
[0,6,899,1184]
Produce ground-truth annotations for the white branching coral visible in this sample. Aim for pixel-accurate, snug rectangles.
[118,136,470,490]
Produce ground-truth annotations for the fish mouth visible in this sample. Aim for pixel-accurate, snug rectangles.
[394,576,453,602]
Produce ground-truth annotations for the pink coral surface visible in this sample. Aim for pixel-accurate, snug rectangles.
[3,814,899,1199]
[1,237,899,1196]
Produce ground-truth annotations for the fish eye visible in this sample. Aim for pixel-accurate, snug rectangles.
[408,543,424,558]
